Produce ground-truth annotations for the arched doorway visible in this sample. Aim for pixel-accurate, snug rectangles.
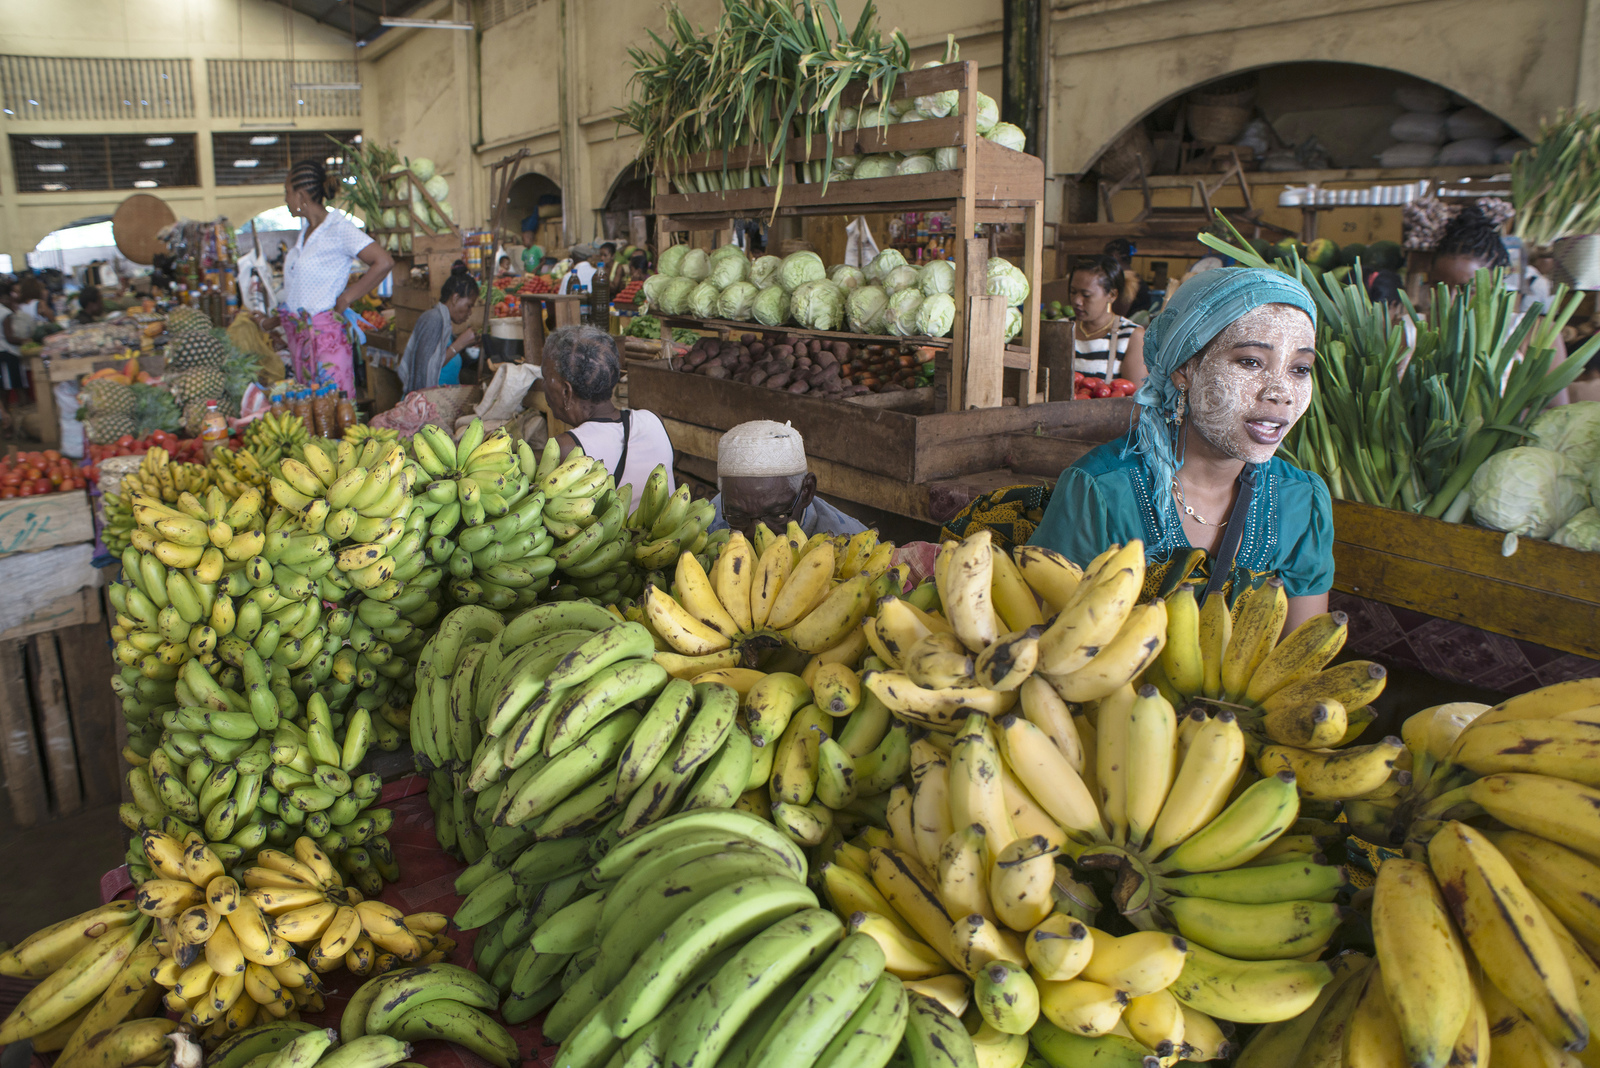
[599,163,652,250]
[505,171,563,253]
[1087,63,1524,182]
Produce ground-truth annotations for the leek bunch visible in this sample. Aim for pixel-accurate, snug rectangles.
[1512,108,1600,248]
[616,0,910,208]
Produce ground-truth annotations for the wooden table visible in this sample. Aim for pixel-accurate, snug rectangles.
[28,353,142,449]
[521,294,587,364]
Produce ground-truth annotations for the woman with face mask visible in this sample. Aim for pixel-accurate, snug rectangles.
[1029,267,1332,631]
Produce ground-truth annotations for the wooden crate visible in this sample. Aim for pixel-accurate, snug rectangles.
[0,589,121,826]
[0,584,102,643]
[1331,500,1600,660]
[0,491,94,558]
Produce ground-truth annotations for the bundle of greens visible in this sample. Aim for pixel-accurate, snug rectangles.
[1511,107,1600,249]
[1201,215,1600,520]
[616,0,911,207]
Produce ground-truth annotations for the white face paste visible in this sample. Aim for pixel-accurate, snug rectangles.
[1184,304,1316,465]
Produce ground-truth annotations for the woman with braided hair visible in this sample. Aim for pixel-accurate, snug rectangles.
[1429,201,1511,286]
[280,157,393,395]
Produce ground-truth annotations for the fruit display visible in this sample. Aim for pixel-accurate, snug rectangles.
[676,332,936,397]
[99,445,216,555]
[1072,372,1137,400]
[87,430,207,476]
[0,447,88,498]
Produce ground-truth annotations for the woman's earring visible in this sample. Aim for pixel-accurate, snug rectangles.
[1173,386,1187,428]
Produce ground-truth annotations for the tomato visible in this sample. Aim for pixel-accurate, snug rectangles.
[1075,389,1093,400]
[31,478,50,495]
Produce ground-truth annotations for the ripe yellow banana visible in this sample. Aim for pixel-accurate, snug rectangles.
[949,715,1019,858]
[643,585,732,656]
[862,671,1017,732]
[676,551,740,639]
[1045,599,1167,703]
[1035,542,1144,677]
[1196,591,1231,700]
[711,531,756,633]
[1243,610,1348,705]
[1159,584,1204,700]
[1370,857,1472,1068]
[1145,711,1245,857]
[943,532,1001,654]
[1012,544,1083,615]
[767,541,836,631]
[989,545,1044,632]
[1219,578,1286,703]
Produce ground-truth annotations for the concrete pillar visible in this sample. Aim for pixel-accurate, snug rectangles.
[1580,0,1600,107]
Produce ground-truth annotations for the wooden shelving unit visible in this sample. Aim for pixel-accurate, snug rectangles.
[651,61,1045,412]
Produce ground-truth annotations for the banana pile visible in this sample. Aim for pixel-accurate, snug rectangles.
[101,446,215,556]
[0,901,159,1057]
[209,443,272,497]
[1235,677,1600,1067]
[241,412,312,469]
[627,468,718,574]
[341,963,517,1068]
[132,831,452,1039]
[410,598,764,872]
[209,1022,415,1068]
[513,808,947,1068]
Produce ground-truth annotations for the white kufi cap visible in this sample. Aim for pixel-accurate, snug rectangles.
[718,420,808,478]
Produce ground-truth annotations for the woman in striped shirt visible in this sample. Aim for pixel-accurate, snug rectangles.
[1070,255,1147,385]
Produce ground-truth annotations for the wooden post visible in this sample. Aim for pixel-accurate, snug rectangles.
[1002,0,1042,154]
[0,641,45,826]
[1020,201,1044,404]
[31,633,79,817]
[949,61,980,412]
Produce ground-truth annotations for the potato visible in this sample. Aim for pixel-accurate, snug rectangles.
[749,370,769,387]
[788,380,810,393]
[830,341,850,361]
[796,356,812,370]
[704,365,729,379]
[748,342,767,357]
[766,372,792,389]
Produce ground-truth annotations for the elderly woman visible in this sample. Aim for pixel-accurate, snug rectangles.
[542,325,675,510]
[1029,267,1332,630]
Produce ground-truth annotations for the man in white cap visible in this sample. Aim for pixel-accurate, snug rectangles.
[709,420,868,540]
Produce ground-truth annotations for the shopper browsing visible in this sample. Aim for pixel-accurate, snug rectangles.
[397,261,480,393]
[541,325,675,511]
[709,420,867,541]
[280,157,393,395]
[1031,267,1333,632]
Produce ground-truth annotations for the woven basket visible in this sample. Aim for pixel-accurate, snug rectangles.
[419,385,483,431]
[97,454,144,501]
[1187,103,1252,145]
[1552,234,1600,291]
[1097,125,1154,180]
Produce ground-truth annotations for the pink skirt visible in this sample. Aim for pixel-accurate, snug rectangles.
[280,309,356,396]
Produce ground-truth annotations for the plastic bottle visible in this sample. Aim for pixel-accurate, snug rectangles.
[312,384,336,438]
[334,393,356,437]
[200,401,229,457]
[291,388,313,426]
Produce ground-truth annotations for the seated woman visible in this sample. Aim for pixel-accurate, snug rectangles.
[542,325,675,511]
[75,285,105,324]
[1068,255,1146,387]
[1029,267,1332,631]
[397,262,479,393]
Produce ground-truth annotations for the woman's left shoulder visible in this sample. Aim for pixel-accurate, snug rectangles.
[1263,457,1331,512]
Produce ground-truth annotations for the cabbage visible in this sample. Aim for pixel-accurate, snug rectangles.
[778,251,826,292]
[852,155,897,180]
[1004,307,1024,342]
[1553,507,1600,551]
[858,107,888,129]
[708,252,749,289]
[847,285,890,334]
[831,155,859,176]
[897,155,937,175]
[916,293,956,338]
[985,257,1030,306]
[1528,401,1600,470]
[410,158,435,181]
[920,260,955,296]
[749,255,783,288]
[975,92,999,135]
[687,280,722,319]
[884,265,920,294]
[866,248,907,284]
[792,280,847,331]
[887,289,925,337]
[889,97,916,118]
[1469,446,1588,538]
[986,122,1027,153]
[933,147,959,171]
[834,106,859,132]
[552,258,572,276]
[830,265,866,292]
[658,245,690,277]
[641,273,673,305]
[752,286,791,327]
[915,63,958,118]
[424,174,450,201]
[717,281,760,321]
[898,109,928,124]
[656,277,697,315]
[679,248,711,282]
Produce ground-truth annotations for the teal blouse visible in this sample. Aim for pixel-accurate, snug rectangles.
[1028,434,1335,600]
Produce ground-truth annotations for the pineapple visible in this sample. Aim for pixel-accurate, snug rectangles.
[182,399,209,437]
[88,413,135,444]
[171,367,226,408]
[166,330,225,373]
[86,378,136,416]
[166,306,210,334]
[220,343,260,418]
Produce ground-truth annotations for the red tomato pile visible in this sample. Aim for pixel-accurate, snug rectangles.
[493,296,522,318]
[519,276,558,296]
[0,450,87,498]
[1073,373,1137,400]
[614,281,646,307]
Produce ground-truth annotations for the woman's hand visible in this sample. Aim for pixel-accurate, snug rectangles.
[452,328,477,354]
[334,292,351,316]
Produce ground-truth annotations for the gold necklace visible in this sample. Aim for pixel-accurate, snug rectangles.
[1076,317,1116,341]
[1173,478,1225,527]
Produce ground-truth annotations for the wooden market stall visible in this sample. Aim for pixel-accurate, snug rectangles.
[633,62,1138,524]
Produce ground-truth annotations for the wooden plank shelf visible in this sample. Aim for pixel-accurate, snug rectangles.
[653,61,1043,414]
[1330,499,1600,660]
[655,314,953,350]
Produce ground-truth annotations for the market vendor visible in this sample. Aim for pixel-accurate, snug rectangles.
[396,261,479,394]
[1069,255,1147,386]
[280,157,393,395]
[558,247,597,295]
[75,285,104,324]
[709,420,868,541]
[1030,267,1332,631]
[542,325,675,509]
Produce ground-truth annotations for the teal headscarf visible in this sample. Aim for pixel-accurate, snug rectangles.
[1127,267,1318,532]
